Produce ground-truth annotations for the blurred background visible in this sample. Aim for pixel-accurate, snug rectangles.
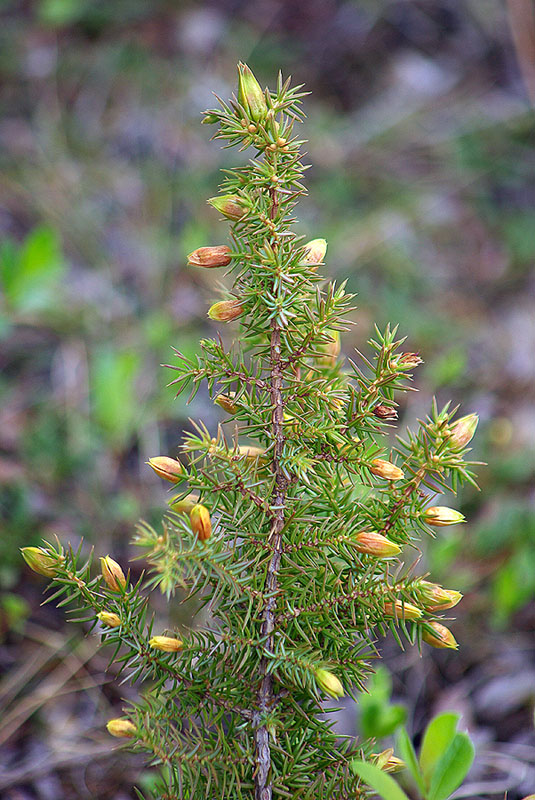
[1,1,534,797]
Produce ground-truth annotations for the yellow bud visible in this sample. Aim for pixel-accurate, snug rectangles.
[208,194,248,221]
[236,445,267,462]
[208,299,244,322]
[215,394,238,414]
[422,621,458,650]
[370,458,404,481]
[315,668,344,699]
[300,238,327,268]
[106,718,137,738]
[187,245,232,268]
[100,556,127,592]
[237,62,267,122]
[423,506,465,527]
[449,413,478,449]
[384,600,422,620]
[21,546,60,578]
[318,330,341,366]
[97,611,122,628]
[419,581,463,611]
[146,456,184,483]
[149,635,183,652]
[352,531,401,558]
[169,492,199,514]
[190,503,212,542]
[372,749,405,773]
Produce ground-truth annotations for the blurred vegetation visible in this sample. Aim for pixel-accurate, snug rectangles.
[1,0,534,797]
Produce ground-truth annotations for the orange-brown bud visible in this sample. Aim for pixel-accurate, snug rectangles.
[423,506,465,527]
[107,718,137,738]
[384,600,422,620]
[190,504,212,542]
[352,531,401,558]
[449,413,478,449]
[146,456,184,483]
[370,458,404,481]
[208,299,244,322]
[208,194,248,220]
[21,546,61,578]
[398,352,423,369]
[100,556,127,592]
[422,621,458,650]
[169,492,199,514]
[300,238,327,268]
[419,581,462,611]
[187,245,232,268]
[315,668,344,698]
[372,404,398,421]
[215,394,238,414]
[149,635,183,652]
[97,611,122,628]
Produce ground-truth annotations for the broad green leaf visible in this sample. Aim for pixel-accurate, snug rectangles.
[92,348,141,446]
[397,728,425,794]
[428,732,475,800]
[351,760,410,800]
[0,225,65,311]
[420,712,459,785]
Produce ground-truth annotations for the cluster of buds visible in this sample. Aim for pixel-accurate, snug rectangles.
[100,556,127,592]
[190,503,212,542]
[352,530,400,558]
[423,506,465,527]
[147,456,184,483]
[21,546,62,577]
[149,635,183,652]
[315,668,344,699]
[208,299,244,322]
[369,458,404,481]
[187,245,232,269]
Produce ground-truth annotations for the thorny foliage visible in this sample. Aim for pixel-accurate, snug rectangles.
[24,65,479,800]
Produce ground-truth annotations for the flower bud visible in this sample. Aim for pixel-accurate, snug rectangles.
[422,621,458,650]
[318,330,340,366]
[97,611,122,628]
[236,445,267,462]
[398,352,423,369]
[419,581,462,611]
[187,245,232,269]
[202,112,219,125]
[208,194,248,221]
[190,503,212,541]
[372,749,405,773]
[369,458,404,481]
[107,718,137,738]
[237,62,267,122]
[315,668,344,699]
[215,394,238,414]
[169,492,199,514]
[384,600,422,620]
[449,413,478,449]
[146,456,184,483]
[21,546,60,578]
[352,531,401,558]
[301,238,327,268]
[372,404,398,421]
[423,506,465,527]
[208,299,244,322]
[100,556,127,592]
[149,635,183,652]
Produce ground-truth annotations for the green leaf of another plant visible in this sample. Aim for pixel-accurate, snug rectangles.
[428,732,475,800]
[351,760,410,800]
[397,728,426,795]
[420,712,459,785]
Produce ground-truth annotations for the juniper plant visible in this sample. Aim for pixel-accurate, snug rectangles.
[21,63,480,800]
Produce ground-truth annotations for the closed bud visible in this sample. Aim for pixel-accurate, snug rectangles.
[215,394,238,414]
[384,600,422,620]
[422,621,458,650]
[237,62,267,122]
[107,718,137,738]
[208,299,244,322]
[236,445,267,462]
[370,458,404,481]
[419,581,462,611]
[423,506,465,527]
[97,611,122,628]
[301,238,327,268]
[187,245,232,268]
[318,330,340,365]
[352,531,401,558]
[372,749,405,774]
[169,492,199,514]
[315,668,344,699]
[190,503,212,541]
[149,635,183,652]
[398,352,423,369]
[202,111,219,125]
[100,556,127,592]
[372,404,398,421]
[146,456,184,483]
[208,194,248,221]
[449,413,478,449]
[21,546,61,578]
